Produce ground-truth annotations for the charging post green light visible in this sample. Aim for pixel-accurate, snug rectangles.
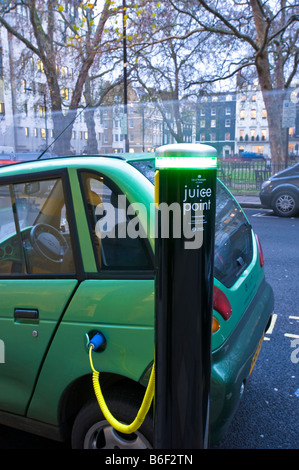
[155,155,217,169]
[154,143,217,449]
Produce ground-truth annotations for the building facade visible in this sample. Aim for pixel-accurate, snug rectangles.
[196,93,236,157]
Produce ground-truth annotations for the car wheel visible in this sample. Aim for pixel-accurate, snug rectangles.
[71,385,153,449]
[272,190,299,217]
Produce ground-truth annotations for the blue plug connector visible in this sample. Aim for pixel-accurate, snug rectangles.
[89,332,106,352]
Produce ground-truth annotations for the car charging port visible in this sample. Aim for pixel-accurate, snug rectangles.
[87,330,106,352]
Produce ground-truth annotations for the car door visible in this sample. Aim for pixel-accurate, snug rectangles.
[0,173,79,415]
[74,170,155,375]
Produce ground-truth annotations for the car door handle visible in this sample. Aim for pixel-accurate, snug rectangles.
[14,308,39,321]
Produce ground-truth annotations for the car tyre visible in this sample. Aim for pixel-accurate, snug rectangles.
[272,190,299,217]
[71,384,153,449]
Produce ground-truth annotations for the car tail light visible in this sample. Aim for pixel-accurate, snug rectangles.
[255,234,265,268]
[213,285,232,321]
[212,316,220,333]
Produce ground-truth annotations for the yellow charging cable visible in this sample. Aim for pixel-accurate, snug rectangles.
[89,345,155,434]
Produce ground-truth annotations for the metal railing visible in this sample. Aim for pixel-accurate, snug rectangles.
[217,159,297,193]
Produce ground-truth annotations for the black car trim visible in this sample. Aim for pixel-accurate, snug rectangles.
[85,270,155,281]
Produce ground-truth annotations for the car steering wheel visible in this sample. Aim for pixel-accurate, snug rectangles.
[29,223,69,263]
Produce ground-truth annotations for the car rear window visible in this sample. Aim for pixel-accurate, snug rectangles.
[130,159,253,288]
[214,182,253,288]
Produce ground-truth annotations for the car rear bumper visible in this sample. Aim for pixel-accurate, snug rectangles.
[210,277,274,445]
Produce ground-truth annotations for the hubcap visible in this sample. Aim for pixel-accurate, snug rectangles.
[276,195,295,213]
[83,420,152,449]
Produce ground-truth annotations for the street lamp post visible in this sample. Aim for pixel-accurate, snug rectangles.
[123,0,129,152]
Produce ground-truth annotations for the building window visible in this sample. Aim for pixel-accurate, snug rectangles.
[40,105,46,118]
[211,133,216,141]
[22,79,26,92]
[61,66,68,78]
[41,128,46,140]
[34,128,38,137]
[225,106,231,115]
[225,119,231,127]
[239,130,245,141]
[129,134,134,142]
[129,119,134,128]
[240,109,245,119]
[84,131,88,140]
[252,94,257,101]
[37,59,44,73]
[261,129,267,141]
[61,87,69,100]
[200,109,205,116]
[250,129,255,141]
[200,120,205,128]
[262,108,267,119]
[0,102,5,115]
[24,127,29,137]
[225,133,230,141]
[200,134,205,141]
[211,120,216,128]
[251,109,256,119]
[211,107,216,115]
[252,145,264,154]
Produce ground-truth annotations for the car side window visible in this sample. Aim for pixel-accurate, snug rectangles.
[0,178,75,275]
[81,172,153,271]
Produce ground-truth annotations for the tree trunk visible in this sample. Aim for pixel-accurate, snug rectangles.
[249,0,287,171]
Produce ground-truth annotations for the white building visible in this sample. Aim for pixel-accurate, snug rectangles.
[235,80,271,158]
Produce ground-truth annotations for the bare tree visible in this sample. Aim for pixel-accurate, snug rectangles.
[0,0,116,154]
[167,0,299,167]
[133,9,207,142]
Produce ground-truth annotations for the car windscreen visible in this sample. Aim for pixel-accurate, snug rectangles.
[130,159,253,288]
[129,159,155,184]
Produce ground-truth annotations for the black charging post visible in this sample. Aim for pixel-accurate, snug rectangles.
[154,143,217,449]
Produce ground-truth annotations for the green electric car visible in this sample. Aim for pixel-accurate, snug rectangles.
[0,151,273,448]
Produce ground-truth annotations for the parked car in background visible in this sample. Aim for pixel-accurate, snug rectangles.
[0,151,274,449]
[259,163,299,217]
[0,146,16,165]
[240,151,266,161]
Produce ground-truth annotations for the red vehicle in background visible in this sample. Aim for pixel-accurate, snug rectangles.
[0,146,17,165]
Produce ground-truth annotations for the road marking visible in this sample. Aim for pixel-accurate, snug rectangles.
[285,316,299,340]
[251,211,278,218]
[264,313,277,341]
[285,333,299,339]
[267,314,277,334]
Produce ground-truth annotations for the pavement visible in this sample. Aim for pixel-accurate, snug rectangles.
[235,195,262,209]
